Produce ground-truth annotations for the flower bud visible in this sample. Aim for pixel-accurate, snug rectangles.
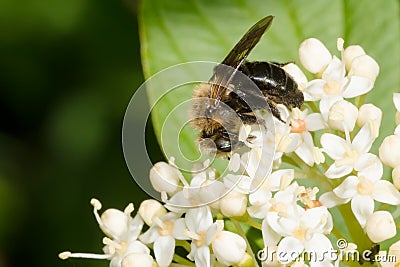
[392,166,400,190]
[348,55,379,82]
[299,38,332,74]
[100,209,128,238]
[357,104,382,138]
[328,100,358,132]
[282,63,308,91]
[138,199,167,226]
[379,135,400,168]
[212,230,246,266]
[121,253,155,267]
[365,211,396,243]
[149,162,182,193]
[343,45,365,71]
[220,190,247,217]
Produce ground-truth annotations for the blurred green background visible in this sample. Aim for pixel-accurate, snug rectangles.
[0,0,155,266]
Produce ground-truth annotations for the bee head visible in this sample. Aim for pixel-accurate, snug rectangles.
[199,129,236,154]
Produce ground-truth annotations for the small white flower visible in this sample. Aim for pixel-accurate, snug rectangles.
[59,199,150,267]
[379,134,400,168]
[267,206,333,264]
[140,212,188,267]
[321,123,375,178]
[323,154,400,227]
[357,104,382,138]
[365,211,396,243]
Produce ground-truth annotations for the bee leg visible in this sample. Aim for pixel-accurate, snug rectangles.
[237,113,257,124]
[268,100,286,124]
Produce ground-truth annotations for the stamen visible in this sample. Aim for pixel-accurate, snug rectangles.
[58,251,111,260]
[124,203,134,215]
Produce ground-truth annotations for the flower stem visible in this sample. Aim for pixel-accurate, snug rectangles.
[246,219,262,230]
[231,219,259,267]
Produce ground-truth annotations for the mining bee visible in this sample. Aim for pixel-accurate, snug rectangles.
[190,16,304,155]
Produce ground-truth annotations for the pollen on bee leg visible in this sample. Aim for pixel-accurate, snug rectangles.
[290,119,306,133]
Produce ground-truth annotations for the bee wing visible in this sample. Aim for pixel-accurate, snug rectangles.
[221,15,274,68]
[211,16,274,103]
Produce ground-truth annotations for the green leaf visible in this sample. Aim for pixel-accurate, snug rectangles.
[139,0,399,163]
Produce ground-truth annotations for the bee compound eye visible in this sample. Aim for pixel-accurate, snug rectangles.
[215,138,231,152]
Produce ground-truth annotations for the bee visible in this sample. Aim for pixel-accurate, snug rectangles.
[190,16,304,155]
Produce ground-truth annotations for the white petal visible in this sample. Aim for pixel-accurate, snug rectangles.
[140,226,159,244]
[351,195,374,228]
[394,93,400,112]
[322,56,345,82]
[212,231,246,266]
[295,141,315,166]
[305,113,326,131]
[194,246,211,267]
[269,169,294,191]
[173,218,189,240]
[320,134,346,160]
[277,236,304,263]
[320,192,349,208]
[304,79,326,101]
[300,207,329,230]
[333,176,358,199]
[304,233,333,257]
[121,253,154,267]
[355,153,383,182]
[342,76,373,98]
[325,163,353,179]
[185,206,212,233]
[267,212,298,237]
[319,96,343,122]
[352,123,374,154]
[348,54,379,82]
[154,236,175,267]
[343,45,365,71]
[262,218,282,246]
[373,180,400,205]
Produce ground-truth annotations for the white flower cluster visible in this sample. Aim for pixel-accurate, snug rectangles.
[60,38,400,267]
